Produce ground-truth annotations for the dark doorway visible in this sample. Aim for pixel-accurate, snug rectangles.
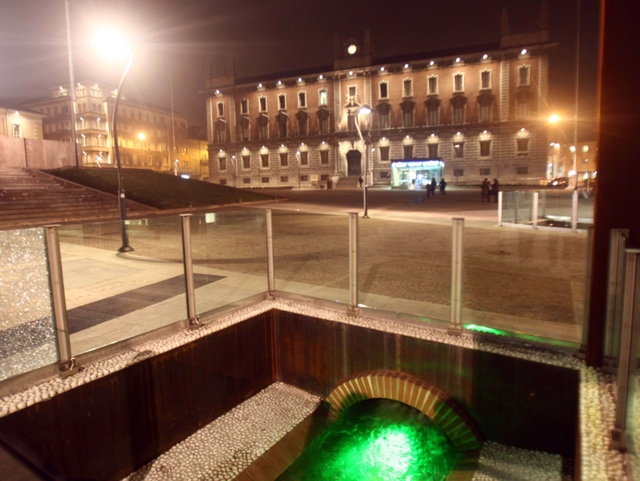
[346,150,361,176]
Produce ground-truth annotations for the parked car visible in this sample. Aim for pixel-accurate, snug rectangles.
[547,177,568,187]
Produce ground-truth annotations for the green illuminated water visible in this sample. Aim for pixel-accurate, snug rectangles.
[276,399,456,481]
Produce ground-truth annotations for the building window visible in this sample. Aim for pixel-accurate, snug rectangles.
[320,150,329,164]
[261,154,269,168]
[242,155,250,168]
[479,104,492,122]
[453,168,464,177]
[241,124,250,141]
[427,108,439,126]
[348,86,357,98]
[480,140,491,157]
[480,168,491,176]
[259,122,269,139]
[453,106,465,124]
[278,94,286,110]
[319,89,328,105]
[453,143,464,158]
[299,151,308,165]
[403,110,413,128]
[298,117,308,136]
[517,166,529,175]
[379,111,389,129]
[519,66,530,86]
[217,102,224,117]
[380,146,390,161]
[280,153,288,166]
[220,179,227,185]
[298,92,307,108]
[318,117,328,134]
[517,138,530,155]
[481,70,491,90]
[241,99,248,115]
[348,114,357,131]
[243,178,251,184]
[320,174,329,181]
[261,177,270,183]
[379,82,388,99]
[428,76,438,95]
[280,176,289,182]
[278,121,287,138]
[300,175,309,182]
[403,145,413,159]
[12,124,20,137]
[219,157,227,170]
[454,73,464,92]
[428,143,439,158]
[403,79,413,97]
[217,127,226,143]
[259,97,267,112]
[516,101,529,120]
[180,160,187,169]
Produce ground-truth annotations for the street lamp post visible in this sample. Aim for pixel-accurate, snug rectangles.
[95,29,133,252]
[353,106,371,218]
[295,151,301,188]
[64,0,79,167]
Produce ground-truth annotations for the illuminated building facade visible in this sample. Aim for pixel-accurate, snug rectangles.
[24,81,200,176]
[203,6,553,188]
[0,105,43,139]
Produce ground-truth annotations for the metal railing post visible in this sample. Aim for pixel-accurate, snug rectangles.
[611,248,640,451]
[180,214,199,327]
[347,212,360,316]
[497,191,503,226]
[266,209,276,298]
[44,225,77,377]
[532,192,539,229]
[572,188,579,232]
[580,226,594,355]
[450,218,464,333]
[604,229,631,363]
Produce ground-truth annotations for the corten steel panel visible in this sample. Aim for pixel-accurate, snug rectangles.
[0,311,275,481]
[274,311,578,458]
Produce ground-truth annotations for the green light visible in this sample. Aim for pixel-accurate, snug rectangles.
[277,399,456,480]
[465,324,506,335]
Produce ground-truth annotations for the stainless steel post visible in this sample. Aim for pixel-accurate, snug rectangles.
[347,212,359,316]
[181,214,199,327]
[497,191,503,226]
[266,209,276,297]
[532,192,539,229]
[580,226,594,354]
[450,218,464,333]
[44,225,77,376]
[604,229,630,363]
[572,188,579,232]
[611,249,640,451]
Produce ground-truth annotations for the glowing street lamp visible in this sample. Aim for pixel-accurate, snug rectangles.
[137,132,146,141]
[94,28,133,252]
[353,105,372,218]
[548,114,560,124]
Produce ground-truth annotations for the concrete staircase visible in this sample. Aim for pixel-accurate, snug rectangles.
[334,176,361,189]
[0,168,150,228]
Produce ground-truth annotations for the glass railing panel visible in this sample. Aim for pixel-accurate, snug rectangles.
[538,190,575,227]
[0,228,58,382]
[625,258,640,475]
[58,217,186,355]
[463,224,588,344]
[190,210,268,317]
[358,218,452,321]
[501,191,517,224]
[577,189,595,226]
[271,210,349,304]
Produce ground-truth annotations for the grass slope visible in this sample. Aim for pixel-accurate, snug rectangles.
[47,168,276,210]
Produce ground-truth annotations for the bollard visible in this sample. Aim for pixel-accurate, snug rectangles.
[180,214,199,327]
[347,213,360,316]
[532,192,539,229]
[497,191,503,226]
[572,189,579,232]
[266,209,276,298]
[450,218,464,333]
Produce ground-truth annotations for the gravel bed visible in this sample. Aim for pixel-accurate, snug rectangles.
[0,298,629,479]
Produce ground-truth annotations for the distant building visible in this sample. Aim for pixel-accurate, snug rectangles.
[202,4,554,188]
[548,140,597,185]
[23,81,193,174]
[0,104,44,139]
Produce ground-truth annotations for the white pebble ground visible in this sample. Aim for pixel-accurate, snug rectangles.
[0,299,630,479]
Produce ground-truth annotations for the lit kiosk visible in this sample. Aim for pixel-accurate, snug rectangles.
[390,160,445,188]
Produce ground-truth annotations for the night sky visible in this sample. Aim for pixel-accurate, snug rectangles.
[0,0,599,137]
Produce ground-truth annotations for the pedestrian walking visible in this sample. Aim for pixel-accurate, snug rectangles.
[425,178,432,199]
[481,178,490,202]
[358,176,363,188]
[490,178,500,202]
[430,178,436,198]
[439,178,447,196]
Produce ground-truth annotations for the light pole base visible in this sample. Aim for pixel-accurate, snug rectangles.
[362,214,370,219]
[118,245,134,253]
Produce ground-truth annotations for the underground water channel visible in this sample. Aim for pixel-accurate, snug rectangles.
[277,398,457,481]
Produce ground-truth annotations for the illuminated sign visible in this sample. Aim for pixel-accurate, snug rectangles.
[391,160,444,168]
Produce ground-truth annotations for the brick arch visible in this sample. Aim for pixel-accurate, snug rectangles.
[324,370,482,452]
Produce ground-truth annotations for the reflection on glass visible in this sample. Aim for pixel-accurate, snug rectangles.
[272,211,349,304]
[359,219,451,320]
[190,210,268,317]
[0,228,57,381]
[59,217,187,355]
[463,225,588,343]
